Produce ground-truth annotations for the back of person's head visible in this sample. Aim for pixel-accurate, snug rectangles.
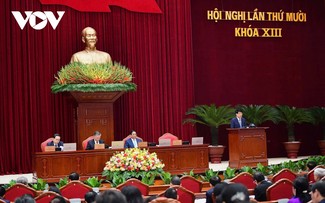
[68,172,80,181]
[121,185,144,203]
[164,188,177,200]
[213,182,228,203]
[149,197,180,203]
[14,194,35,203]
[311,182,325,197]
[253,172,265,183]
[293,176,311,203]
[49,186,61,195]
[314,168,325,180]
[307,161,317,170]
[96,190,127,203]
[221,183,249,203]
[0,186,6,197]
[209,176,221,186]
[171,176,181,185]
[144,196,157,203]
[16,176,28,185]
[50,196,66,203]
[85,191,97,203]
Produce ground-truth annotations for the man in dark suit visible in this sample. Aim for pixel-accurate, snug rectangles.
[124,130,142,148]
[86,131,105,150]
[253,172,272,202]
[206,176,221,203]
[230,109,247,128]
[47,133,64,151]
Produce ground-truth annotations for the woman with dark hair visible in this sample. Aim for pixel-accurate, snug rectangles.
[288,177,311,203]
[121,185,144,203]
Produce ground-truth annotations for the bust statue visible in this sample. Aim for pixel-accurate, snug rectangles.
[70,27,112,64]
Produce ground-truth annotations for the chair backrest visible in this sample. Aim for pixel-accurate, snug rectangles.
[180,175,203,193]
[4,183,37,202]
[82,136,94,150]
[60,181,92,199]
[41,138,54,152]
[171,185,195,203]
[272,168,297,183]
[35,191,60,203]
[116,178,149,196]
[307,165,325,183]
[0,199,6,203]
[229,172,256,190]
[159,133,178,146]
[266,178,293,201]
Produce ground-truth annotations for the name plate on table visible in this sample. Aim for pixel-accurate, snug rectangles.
[159,139,171,146]
[192,137,203,145]
[94,143,105,149]
[173,140,182,146]
[44,146,55,152]
[111,141,124,149]
[138,142,148,147]
[64,143,76,151]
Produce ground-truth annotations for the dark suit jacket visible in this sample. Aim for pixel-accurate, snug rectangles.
[47,141,64,148]
[205,188,214,203]
[124,138,142,148]
[254,180,272,202]
[230,117,247,128]
[86,139,104,150]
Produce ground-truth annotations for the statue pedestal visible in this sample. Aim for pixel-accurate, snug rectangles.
[70,91,124,149]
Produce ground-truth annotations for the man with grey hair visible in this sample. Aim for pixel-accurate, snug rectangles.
[70,27,112,64]
[16,176,28,185]
[86,131,105,150]
[314,168,325,182]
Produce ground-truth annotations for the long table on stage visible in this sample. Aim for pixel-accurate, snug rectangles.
[33,144,209,182]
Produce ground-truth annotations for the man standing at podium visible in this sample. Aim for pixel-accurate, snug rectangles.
[230,109,247,128]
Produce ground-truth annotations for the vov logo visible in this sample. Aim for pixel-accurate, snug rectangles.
[12,11,65,30]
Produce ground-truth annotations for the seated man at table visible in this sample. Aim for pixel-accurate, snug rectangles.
[86,131,105,150]
[47,133,64,151]
[124,130,142,148]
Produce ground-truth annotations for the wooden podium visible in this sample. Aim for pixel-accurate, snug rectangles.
[70,91,124,149]
[227,127,268,168]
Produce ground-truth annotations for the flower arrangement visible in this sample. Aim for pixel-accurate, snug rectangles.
[51,62,136,93]
[102,148,165,187]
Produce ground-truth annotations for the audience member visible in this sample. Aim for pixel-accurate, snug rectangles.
[14,194,35,203]
[253,172,272,202]
[164,188,178,200]
[0,186,10,203]
[49,186,61,195]
[50,196,66,203]
[314,168,325,182]
[16,176,28,185]
[310,182,325,203]
[68,172,80,181]
[171,176,181,185]
[289,177,311,203]
[221,183,249,203]
[96,190,127,203]
[144,196,157,203]
[86,131,105,150]
[307,161,317,171]
[213,182,228,203]
[206,176,222,203]
[149,197,180,203]
[85,191,98,203]
[121,185,144,203]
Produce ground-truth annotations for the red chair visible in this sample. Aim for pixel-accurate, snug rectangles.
[229,172,256,190]
[272,168,297,183]
[171,185,195,203]
[41,137,54,152]
[116,178,149,196]
[159,133,179,146]
[266,178,293,201]
[60,181,92,199]
[4,183,37,202]
[82,136,94,150]
[307,165,325,183]
[35,191,61,203]
[180,175,203,193]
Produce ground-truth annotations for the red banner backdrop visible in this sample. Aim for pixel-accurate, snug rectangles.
[0,0,195,174]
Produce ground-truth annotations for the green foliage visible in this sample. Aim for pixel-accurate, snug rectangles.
[55,177,68,188]
[160,171,172,184]
[51,83,136,93]
[309,107,325,139]
[280,160,299,172]
[31,178,48,191]
[84,176,103,187]
[276,105,314,142]
[3,180,16,189]
[307,156,325,165]
[200,169,219,182]
[223,167,236,179]
[240,166,253,174]
[183,104,235,145]
[236,104,279,126]
[255,163,269,175]
[267,164,282,175]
